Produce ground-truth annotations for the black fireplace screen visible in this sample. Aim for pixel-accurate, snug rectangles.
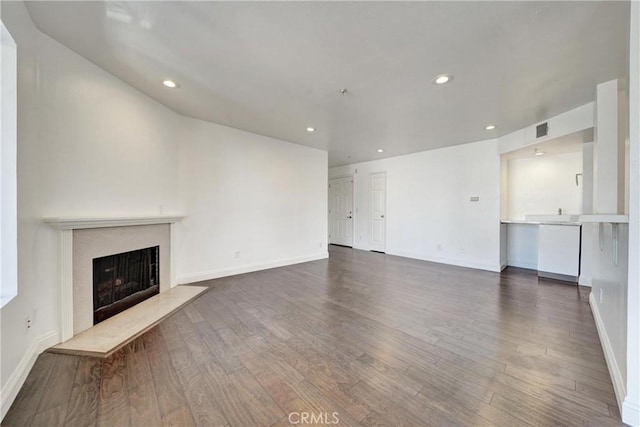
[93,246,160,325]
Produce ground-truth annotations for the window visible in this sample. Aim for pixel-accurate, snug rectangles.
[1,20,17,308]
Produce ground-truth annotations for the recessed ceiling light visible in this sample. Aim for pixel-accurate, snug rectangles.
[534,148,545,156]
[306,127,316,132]
[163,80,178,88]
[377,149,384,153]
[432,74,453,85]
[485,125,496,130]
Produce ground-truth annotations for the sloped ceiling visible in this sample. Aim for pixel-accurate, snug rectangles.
[25,1,629,166]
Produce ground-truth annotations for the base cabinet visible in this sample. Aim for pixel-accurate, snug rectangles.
[537,224,581,281]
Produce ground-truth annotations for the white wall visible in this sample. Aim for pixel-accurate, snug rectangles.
[330,139,501,272]
[505,223,538,270]
[506,151,583,220]
[624,2,640,425]
[498,103,593,154]
[0,1,183,417]
[175,118,327,283]
[588,221,629,415]
[586,29,637,427]
[580,142,595,286]
[0,0,327,419]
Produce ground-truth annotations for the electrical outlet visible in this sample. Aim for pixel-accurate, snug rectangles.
[460,248,466,255]
[437,244,442,251]
[235,250,240,259]
[25,316,31,333]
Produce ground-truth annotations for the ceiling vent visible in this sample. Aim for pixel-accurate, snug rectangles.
[536,122,549,138]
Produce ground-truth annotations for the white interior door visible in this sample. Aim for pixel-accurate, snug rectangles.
[369,172,386,252]
[328,177,353,247]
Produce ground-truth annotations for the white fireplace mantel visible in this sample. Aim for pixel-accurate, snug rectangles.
[44,215,185,230]
[44,215,185,342]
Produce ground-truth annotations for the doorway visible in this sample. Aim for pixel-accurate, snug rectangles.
[328,176,354,247]
[369,172,386,252]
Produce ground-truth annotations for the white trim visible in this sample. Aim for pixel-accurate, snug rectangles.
[170,222,178,288]
[623,399,640,427]
[578,274,592,287]
[176,252,328,284]
[386,249,501,273]
[43,215,185,230]
[0,20,18,309]
[59,229,73,342]
[589,292,626,412]
[0,330,59,421]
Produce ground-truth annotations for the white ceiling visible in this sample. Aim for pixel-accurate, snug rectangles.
[24,1,629,166]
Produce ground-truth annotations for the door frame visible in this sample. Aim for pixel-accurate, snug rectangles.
[368,171,387,252]
[328,175,355,247]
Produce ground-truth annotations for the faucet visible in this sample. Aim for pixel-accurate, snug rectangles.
[558,208,563,215]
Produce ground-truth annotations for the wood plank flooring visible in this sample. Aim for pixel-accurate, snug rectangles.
[3,246,623,426]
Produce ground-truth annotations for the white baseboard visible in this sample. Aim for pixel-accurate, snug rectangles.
[589,293,626,413]
[386,250,501,273]
[623,398,640,426]
[176,252,329,284]
[1,330,60,421]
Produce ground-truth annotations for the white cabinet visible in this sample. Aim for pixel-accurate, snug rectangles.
[538,224,581,281]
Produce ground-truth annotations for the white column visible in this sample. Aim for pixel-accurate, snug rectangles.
[594,79,624,214]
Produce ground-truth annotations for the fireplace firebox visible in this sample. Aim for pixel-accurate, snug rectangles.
[93,246,160,325]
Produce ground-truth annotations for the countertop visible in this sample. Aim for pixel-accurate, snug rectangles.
[501,220,582,226]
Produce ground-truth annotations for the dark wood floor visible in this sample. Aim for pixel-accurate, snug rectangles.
[3,246,623,426]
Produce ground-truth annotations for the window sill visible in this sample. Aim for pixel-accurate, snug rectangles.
[0,292,17,309]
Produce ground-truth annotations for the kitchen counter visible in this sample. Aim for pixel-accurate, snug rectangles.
[501,219,582,226]
[501,220,581,282]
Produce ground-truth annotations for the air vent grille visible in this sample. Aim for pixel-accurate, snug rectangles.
[536,122,549,138]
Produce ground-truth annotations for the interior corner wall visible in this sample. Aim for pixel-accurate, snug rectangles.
[174,118,328,284]
[329,139,501,272]
[0,0,184,417]
[0,0,328,419]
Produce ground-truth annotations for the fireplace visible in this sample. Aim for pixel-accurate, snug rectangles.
[93,246,160,324]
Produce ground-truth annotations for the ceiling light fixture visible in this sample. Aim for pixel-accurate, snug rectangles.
[163,80,179,88]
[485,125,496,130]
[377,149,384,153]
[534,148,545,156]
[306,127,316,132]
[432,74,453,85]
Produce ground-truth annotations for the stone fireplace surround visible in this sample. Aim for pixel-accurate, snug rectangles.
[44,216,184,342]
